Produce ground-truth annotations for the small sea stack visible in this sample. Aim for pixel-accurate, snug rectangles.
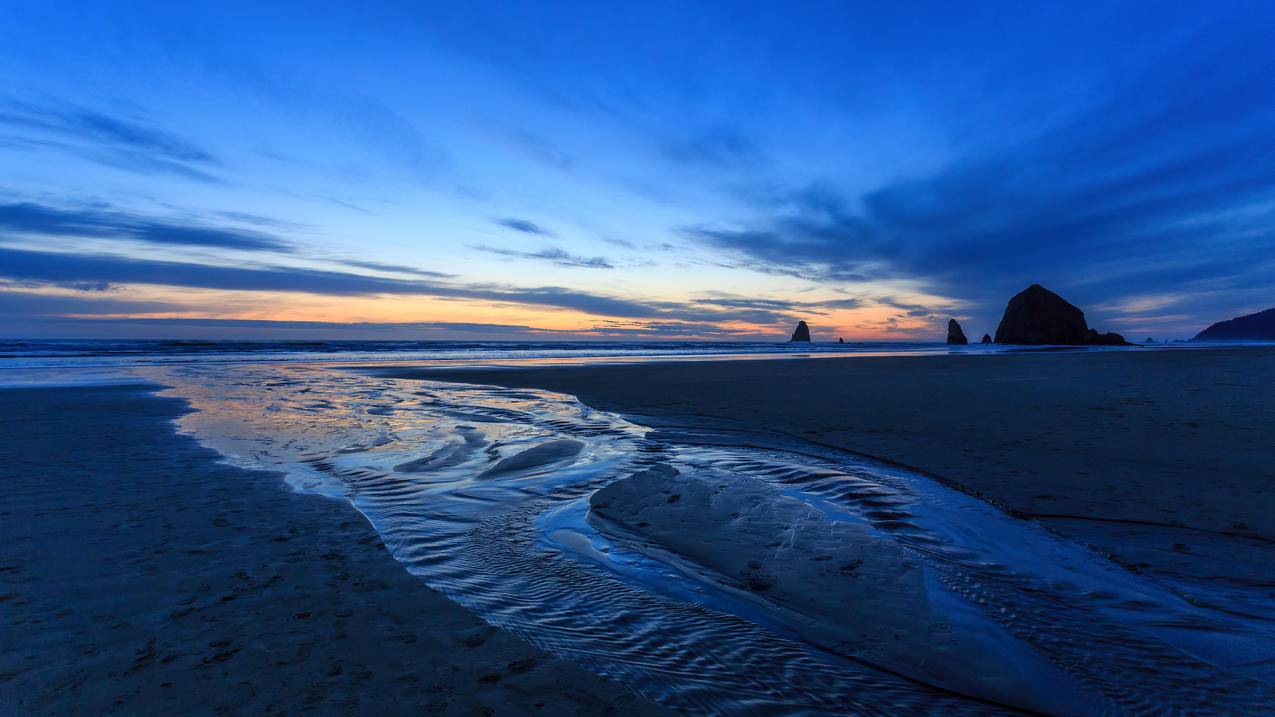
[790,321,812,342]
[946,319,968,345]
[981,333,992,344]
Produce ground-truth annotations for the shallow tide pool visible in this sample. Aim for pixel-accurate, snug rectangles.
[150,362,1275,716]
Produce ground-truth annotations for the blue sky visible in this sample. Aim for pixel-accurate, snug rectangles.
[1,1,1273,340]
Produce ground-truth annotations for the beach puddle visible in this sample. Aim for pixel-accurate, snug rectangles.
[150,363,1275,716]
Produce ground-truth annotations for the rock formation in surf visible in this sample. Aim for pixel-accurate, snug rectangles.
[946,319,968,345]
[1085,329,1130,346]
[1193,307,1275,341]
[981,333,992,344]
[837,337,844,344]
[790,321,811,342]
[994,284,1129,345]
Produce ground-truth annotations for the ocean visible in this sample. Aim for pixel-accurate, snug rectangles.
[0,337,1175,379]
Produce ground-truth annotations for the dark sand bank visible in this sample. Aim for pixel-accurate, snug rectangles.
[0,384,672,715]
[369,348,1275,589]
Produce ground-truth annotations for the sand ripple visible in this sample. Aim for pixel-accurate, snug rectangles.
[151,362,1275,716]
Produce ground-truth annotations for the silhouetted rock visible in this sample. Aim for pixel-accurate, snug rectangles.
[790,321,811,342]
[1085,329,1131,346]
[946,319,968,345]
[1144,337,1155,344]
[837,337,844,344]
[1193,307,1275,341]
[981,333,992,344]
[994,284,1090,344]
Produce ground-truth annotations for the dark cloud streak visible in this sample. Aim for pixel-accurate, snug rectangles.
[0,100,214,162]
[0,246,796,326]
[0,100,222,181]
[473,245,614,269]
[0,201,290,252]
[0,288,185,316]
[494,217,553,236]
[339,259,455,278]
[681,25,1275,332]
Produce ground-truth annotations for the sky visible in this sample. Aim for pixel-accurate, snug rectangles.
[1,1,1273,341]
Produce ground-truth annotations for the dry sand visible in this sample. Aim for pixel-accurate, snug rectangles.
[373,347,1275,588]
[0,384,674,716]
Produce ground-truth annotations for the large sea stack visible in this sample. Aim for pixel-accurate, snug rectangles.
[946,319,968,345]
[1193,307,1275,341]
[994,284,1130,345]
[790,321,811,342]
[994,285,1088,344]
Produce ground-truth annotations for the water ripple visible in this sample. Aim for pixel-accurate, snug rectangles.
[152,363,1275,716]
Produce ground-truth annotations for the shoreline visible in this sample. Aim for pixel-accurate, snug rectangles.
[6,347,1272,712]
[0,383,673,715]
[365,346,1275,597]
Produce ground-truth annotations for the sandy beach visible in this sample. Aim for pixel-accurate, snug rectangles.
[4,347,1273,715]
[0,384,673,716]
[372,347,1275,591]
[8,2,1275,712]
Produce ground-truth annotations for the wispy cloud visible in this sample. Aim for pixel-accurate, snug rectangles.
[0,246,786,325]
[0,287,185,316]
[311,194,372,214]
[0,198,803,326]
[680,182,893,284]
[339,259,455,278]
[694,293,863,313]
[662,125,764,167]
[505,130,574,172]
[0,278,116,293]
[17,316,573,335]
[473,245,614,269]
[0,312,780,341]
[680,27,1275,332]
[0,100,213,162]
[0,99,222,182]
[494,217,553,236]
[212,210,308,231]
[583,321,759,338]
[0,201,290,252]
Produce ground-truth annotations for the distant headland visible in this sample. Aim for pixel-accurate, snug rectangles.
[1193,307,1275,341]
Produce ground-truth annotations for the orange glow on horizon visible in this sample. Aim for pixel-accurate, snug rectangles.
[8,281,960,340]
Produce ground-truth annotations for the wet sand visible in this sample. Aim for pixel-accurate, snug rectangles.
[0,384,673,715]
[372,347,1275,589]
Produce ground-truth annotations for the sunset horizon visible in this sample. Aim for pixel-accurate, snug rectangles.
[6,3,1275,342]
[4,4,1275,716]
